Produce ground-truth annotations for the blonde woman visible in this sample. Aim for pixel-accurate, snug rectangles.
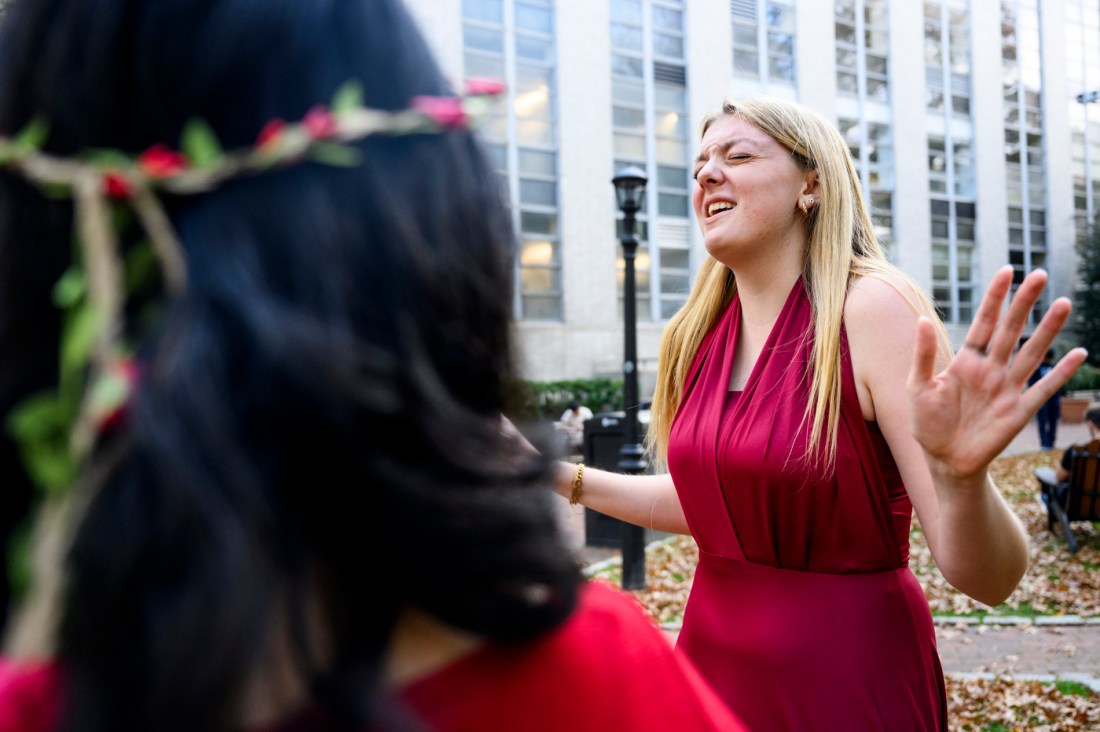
[556,97,1085,730]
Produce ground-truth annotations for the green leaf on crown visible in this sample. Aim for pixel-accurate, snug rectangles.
[12,117,49,152]
[331,80,365,115]
[181,118,225,169]
[5,392,76,495]
[309,142,362,167]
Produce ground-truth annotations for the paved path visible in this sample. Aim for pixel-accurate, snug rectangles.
[935,623,1100,685]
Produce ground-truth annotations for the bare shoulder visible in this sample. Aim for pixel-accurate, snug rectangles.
[844,272,932,420]
[844,272,928,340]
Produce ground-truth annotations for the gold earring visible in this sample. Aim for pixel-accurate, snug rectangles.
[799,198,808,214]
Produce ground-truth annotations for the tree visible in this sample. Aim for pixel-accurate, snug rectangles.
[1074,224,1100,368]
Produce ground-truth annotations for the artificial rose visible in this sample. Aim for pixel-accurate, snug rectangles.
[302,106,337,140]
[102,172,133,199]
[137,144,187,178]
[464,78,506,96]
[411,96,467,129]
[256,118,287,149]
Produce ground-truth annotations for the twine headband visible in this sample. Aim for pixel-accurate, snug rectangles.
[2,78,505,494]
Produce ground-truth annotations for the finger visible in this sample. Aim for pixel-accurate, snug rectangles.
[961,265,1012,355]
[987,269,1048,362]
[1020,347,1089,414]
[908,316,939,393]
[1008,297,1072,383]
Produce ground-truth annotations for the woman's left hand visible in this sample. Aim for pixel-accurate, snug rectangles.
[908,266,1088,481]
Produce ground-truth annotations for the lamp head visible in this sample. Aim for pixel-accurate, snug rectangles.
[612,165,648,213]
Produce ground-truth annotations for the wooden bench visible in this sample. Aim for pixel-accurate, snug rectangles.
[1036,438,1100,554]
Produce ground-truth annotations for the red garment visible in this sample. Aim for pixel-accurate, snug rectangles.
[0,583,744,732]
[400,581,744,731]
[668,281,947,731]
[0,657,62,732]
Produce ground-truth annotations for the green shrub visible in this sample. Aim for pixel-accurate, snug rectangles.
[1074,225,1100,368]
[509,378,624,421]
[1066,362,1100,393]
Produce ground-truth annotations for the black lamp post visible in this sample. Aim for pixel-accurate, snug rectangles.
[612,165,648,591]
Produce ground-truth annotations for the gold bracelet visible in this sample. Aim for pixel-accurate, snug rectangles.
[569,462,584,506]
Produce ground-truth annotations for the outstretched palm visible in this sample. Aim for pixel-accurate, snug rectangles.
[908,267,1087,480]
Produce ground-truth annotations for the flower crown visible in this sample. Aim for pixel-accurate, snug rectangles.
[3,78,505,495]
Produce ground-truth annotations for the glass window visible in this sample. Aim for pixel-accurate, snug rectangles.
[515,36,552,62]
[657,165,689,188]
[515,3,552,33]
[658,193,689,216]
[520,212,557,236]
[653,6,682,30]
[516,119,553,146]
[463,0,502,23]
[610,0,642,24]
[614,133,646,160]
[465,54,505,79]
[660,249,690,269]
[519,179,557,206]
[612,54,644,77]
[518,149,556,176]
[613,106,647,132]
[611,23,643,51]
[464,26,503,54]
[653,33,684,57]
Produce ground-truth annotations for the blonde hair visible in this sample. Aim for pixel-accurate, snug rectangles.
[648,97,949,471]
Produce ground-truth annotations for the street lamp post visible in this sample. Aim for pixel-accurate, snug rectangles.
[612,165,648,591]
[1076,90,1099,230]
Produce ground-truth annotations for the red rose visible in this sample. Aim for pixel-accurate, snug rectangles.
[411,96,467,129]
[137,144,187,178]
[102,172,133,199]
[256,118,287,149]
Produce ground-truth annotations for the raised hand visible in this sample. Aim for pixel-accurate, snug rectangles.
[908,266,1088,481]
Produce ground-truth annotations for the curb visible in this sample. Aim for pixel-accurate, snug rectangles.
[945,671,1100,694]
[933,615,1100,627]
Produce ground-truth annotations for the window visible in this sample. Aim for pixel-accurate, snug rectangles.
[1003,0,1047,323]
[465,0,563,320]
[610,0,691,322]
[925,1,975,324]
[835,0,888,102]
[731,0,795,85]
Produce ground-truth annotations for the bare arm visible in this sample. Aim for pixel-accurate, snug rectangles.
[552,462,690,535]
[847,269,1084,606]
[499,416,690,535]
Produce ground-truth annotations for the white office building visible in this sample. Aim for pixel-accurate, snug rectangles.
[405,0,1100,385]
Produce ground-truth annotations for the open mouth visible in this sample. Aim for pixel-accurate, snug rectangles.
[707,201,735,217]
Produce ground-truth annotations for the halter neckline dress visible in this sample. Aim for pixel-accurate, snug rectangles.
[668,279,947,731]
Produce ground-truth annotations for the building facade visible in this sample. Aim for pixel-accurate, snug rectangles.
[405,0,1098,384]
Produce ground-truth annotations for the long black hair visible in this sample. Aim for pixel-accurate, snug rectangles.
[0,0,581,729]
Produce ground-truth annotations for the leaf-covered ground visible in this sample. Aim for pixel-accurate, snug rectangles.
[585,450,1100,730]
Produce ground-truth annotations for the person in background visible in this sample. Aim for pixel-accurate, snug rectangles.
[557,400,594,451]
[0,0,745,730]
[1055,405,1100,483]
[552,96,1085,730]
[1030,348,1061,450]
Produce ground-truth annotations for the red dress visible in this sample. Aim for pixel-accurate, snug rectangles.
[0,582,745,732]
[668,280,947,731]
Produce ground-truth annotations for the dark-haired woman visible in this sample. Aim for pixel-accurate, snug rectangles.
[0,0,744,729]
